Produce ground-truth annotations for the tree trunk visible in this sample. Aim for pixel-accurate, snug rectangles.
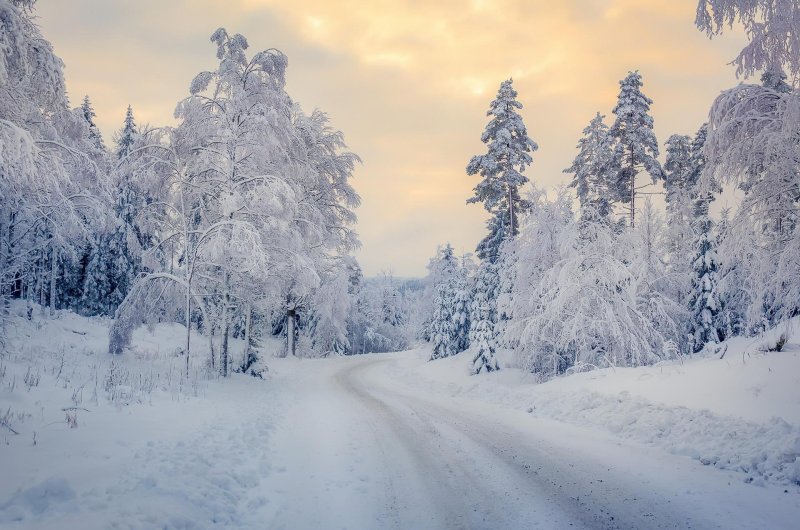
[49,244,57,317]
[37,257,45,316]
[243,303,252,367]
[221,315,229,377]
[221,276,230,377]
[0,213,10,323]
[185,281,191,378]
[629,144,636,228]
[508,187,514,238]
[287,308,296,357]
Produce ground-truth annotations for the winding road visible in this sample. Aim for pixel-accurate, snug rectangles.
[259,353,800,529]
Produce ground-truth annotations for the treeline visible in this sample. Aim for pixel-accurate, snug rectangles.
[0,1,411,373]
[420,0,800,379]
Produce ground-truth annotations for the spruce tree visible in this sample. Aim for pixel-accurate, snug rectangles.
[430,280,457,360]
[451,264,472,354]
[564,112,613,226]
[429,244,459,360]
[609,71,663,228]
[81,107,144,315]
[761,64,792,93]
[115,105,138,159]
[80,95,105,150]
[663,134,692,209]
[467,79,537,262]
[688,199,721,353]
[470,261,499,374]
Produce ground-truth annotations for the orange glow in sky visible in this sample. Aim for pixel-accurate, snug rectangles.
[38,0,746,276]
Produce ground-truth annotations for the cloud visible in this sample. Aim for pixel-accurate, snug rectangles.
[36,0,747,276]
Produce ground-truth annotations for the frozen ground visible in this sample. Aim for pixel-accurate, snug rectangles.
[1,306,799,529]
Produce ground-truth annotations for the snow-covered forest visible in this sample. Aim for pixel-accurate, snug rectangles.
[0,0,423,374]
[420,0,800,380]
[1,0,800,528]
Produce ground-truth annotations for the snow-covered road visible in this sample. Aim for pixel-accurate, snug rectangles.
[258,353,800,529]
[4,350,800,529]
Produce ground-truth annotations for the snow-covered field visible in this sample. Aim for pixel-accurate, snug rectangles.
[1,306,799,528]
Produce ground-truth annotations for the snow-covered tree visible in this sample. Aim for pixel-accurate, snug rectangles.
[503,186,573,348]
[696,0,800,80]
[609,71,664,228]
[564,112,614,226]
[661,133,697,304]
[307,266,352,356]
[702,78,799,328]
[467,79,538,262]
[80,96,105,150]
[347,271,410,354]
[470,260,499,374]
[451,262,472,353]
[469,259,499,345]
[114,105,138,159]
[81,107,146,316]
[626,199,688,356]
[427,244,459,360]
[0,0,101,328]
[688,201,721,352]
[663,134,693,208]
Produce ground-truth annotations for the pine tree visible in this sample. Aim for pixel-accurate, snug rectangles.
[429,244,459,360]
[609,71,663,228]
[115,105,138,159]
[81,107,144,315]
[451,264,472,354]
[470,261,499,374]
[467,79,538,262]
[663,134,692,209]
[80,95,105,150]
[688,200,721,353]
[564,112,613,226]
[761,64,792,93]
[688,123,708,191]
[661,133,697,306]
[429,280,457,360]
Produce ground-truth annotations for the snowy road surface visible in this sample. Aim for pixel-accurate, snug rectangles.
[3,351,800,529]
[259,354,800,529]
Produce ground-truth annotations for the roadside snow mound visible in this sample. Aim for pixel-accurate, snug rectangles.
[393,319,800,487]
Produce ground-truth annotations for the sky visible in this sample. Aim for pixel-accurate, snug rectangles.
[36,0,747,277]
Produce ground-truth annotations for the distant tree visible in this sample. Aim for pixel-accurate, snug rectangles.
[80,95,105,150]
[114,105,138,159]
[609,71,663,228]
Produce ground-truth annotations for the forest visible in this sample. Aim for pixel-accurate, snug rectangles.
[1,0,800,527]
[0,0,798,384]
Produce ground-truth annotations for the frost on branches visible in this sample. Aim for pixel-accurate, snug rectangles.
[696,0,800,80]
[108,28,361,374]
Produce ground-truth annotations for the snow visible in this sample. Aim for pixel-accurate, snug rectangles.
[2,305,800,528]
[386,319,800,488]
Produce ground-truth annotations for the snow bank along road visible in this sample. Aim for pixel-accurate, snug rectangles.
[3,351,800,529]
[262,353,800,529]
